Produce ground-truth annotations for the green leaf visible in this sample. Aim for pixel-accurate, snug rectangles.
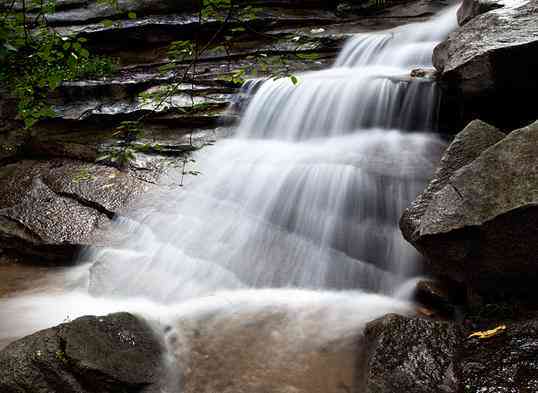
[127,12,137,19]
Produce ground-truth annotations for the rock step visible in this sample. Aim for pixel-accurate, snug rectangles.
[0,159,156,262]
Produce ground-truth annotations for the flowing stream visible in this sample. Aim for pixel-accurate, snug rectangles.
[0,6,458,392]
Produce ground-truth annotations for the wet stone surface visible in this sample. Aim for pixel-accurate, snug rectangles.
[0,313,164,393]
[362,314,461,393]
[460,318,538,392]
[434,0,538,128]
[0,160,151,262]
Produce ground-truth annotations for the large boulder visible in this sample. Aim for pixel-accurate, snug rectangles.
[434,0,538,129]
[0,313,163,393]
[361,313,538,392]
[401,120,538,298]
[401,119,506,239]
[0,160,149,263]
[361,314,460,393]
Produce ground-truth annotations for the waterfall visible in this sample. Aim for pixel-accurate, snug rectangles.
[238,8,457,140]
[83,6,457,302]
[0,6,459,390]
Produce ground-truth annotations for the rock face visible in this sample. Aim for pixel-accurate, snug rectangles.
[0,313,163,393]
[401,120,538,298]
[361,314,460,393]
[0,160,150,263]
[400,119,505,238]
[461,318,538,392]
[434,0,538,129]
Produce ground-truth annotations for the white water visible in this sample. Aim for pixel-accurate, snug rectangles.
[0,6,458,391]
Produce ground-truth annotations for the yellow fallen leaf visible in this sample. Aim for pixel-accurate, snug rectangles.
[468,324,507,339]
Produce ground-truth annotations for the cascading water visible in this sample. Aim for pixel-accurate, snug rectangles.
[0,6,458,392]
[84,7,456,300]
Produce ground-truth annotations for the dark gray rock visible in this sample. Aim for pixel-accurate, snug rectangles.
[434,0,538,128]
[0,95,25,163]
[401,119,505,245]
[33,0,197,26]
[401,120,538,298]
[361,314,460,393]
[0,313,163,393]
[0,160,148,262]
[414,279,463,317]
[461,318,538,392]
[361,313,538,392]
[0,128,26,164]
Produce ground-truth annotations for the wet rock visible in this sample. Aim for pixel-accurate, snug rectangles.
[401,119,505,243]
[457,0,503,25]
[362,314,460,393]
[410,68,437,79]
[414,279,463,317]
[57,9,342,58]
[434,0,538,129]
[24,128,108,162]
[33,0,198,26]
[40,0,345,27]
[461,318,538,392]
[0,128,27,164]
[0,160,148,262]
[0,313,163,393]
[401,120,538,299]
[0,95,25,163]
